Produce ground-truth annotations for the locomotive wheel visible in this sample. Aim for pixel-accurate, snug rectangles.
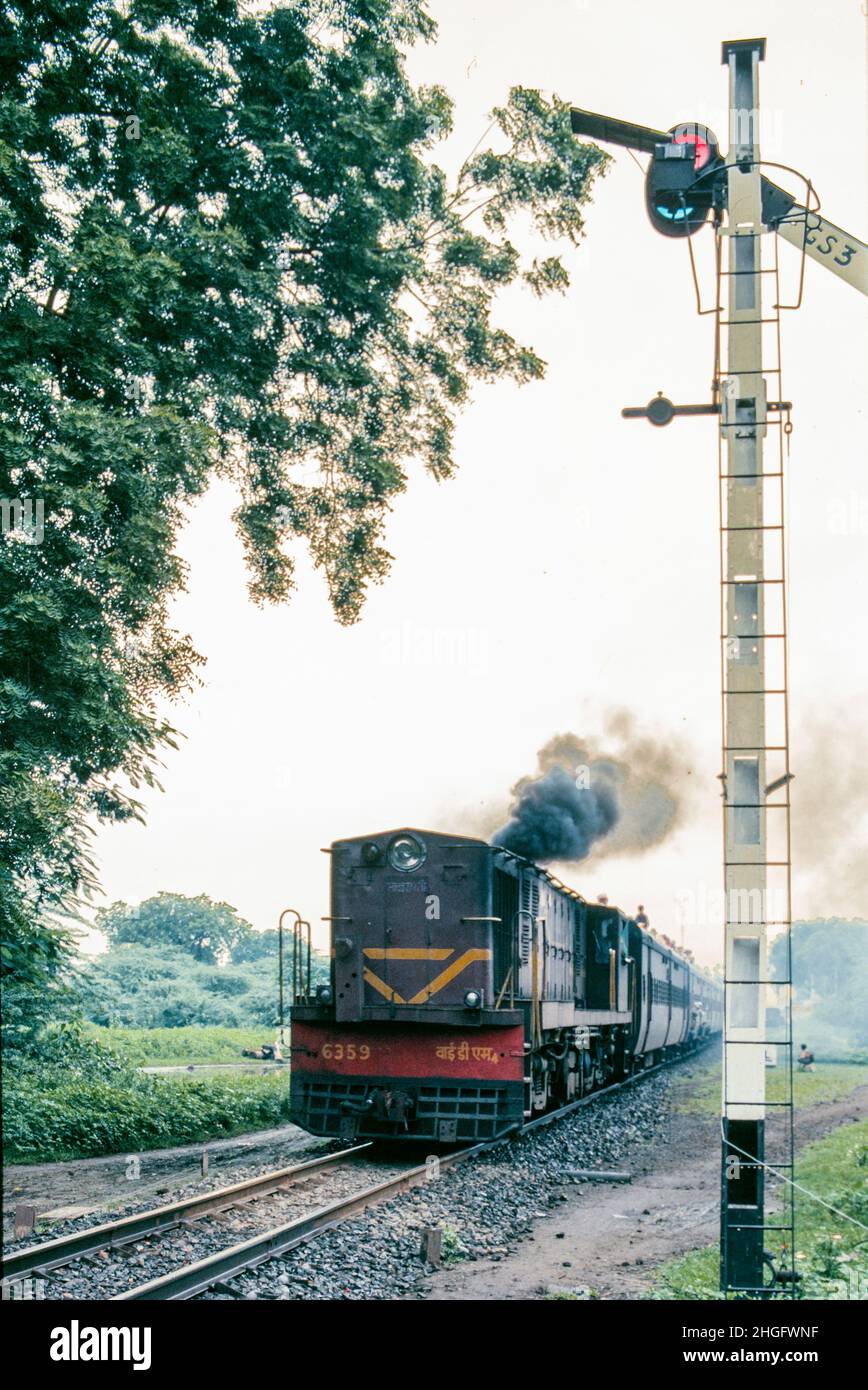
[580,1050,594,1094]
[566,1046,582,1101]
[530,1055,549,1111]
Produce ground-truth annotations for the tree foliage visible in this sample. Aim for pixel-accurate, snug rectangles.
[84,892,333,1025]
[81,939,329,1027]
[771,919,868,1050]
[81,944,274,1026]
[96,891,255,961]
[0,0,607,1007]
[230,926,280,963]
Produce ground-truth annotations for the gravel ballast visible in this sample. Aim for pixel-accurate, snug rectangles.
[206,1071,674,1300]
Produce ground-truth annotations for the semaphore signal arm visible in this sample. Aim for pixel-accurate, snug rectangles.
[568,109,868,296]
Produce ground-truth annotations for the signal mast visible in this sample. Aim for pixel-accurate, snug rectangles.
[569,38,866,1296]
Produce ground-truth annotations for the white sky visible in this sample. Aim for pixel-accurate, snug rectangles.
[85,0,868,965]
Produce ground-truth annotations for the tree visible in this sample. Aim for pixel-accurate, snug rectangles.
[770,919,868,998]
[80,934,330,1027]
[96,892,255,962]
[770,919,868,1051]
[230,928,280,964]
[0,908,79,1050]
[0,1,607,1009]
[82,942,252,1025]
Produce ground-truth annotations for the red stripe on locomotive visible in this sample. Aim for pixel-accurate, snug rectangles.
[292,1020,525,1082]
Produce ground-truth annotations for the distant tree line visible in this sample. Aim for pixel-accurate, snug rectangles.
[771,919,868,1053]
[81,893,328,1029]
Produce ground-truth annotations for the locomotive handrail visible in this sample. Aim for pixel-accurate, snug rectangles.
[289,916,311,1002]
[494,968,513,1010]
[278,907,304,1034]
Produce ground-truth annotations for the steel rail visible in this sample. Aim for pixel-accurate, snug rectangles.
[113,1141,491,1301]
[114,1044,712,1301]
[1,1143,371,1282]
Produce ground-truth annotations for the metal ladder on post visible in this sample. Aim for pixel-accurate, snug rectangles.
[716,209,797,1298]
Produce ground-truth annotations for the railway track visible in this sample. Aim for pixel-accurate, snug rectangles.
[1,1143,392,1299]
[2,1050,702,1301]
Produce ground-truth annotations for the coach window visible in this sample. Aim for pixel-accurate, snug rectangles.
[593,922,610,964]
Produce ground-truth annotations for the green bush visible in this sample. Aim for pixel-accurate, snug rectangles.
[673,1062,868,1117]
[80,941,329,1028]
[2,1027,291,1163]
[651,1120,868,1301]
[81,1024,276,1066]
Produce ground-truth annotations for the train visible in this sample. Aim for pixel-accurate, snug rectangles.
[289,827,723,1143]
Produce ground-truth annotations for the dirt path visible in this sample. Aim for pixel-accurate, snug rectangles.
[138,1062,286,1075]
[3,1123,329,1230]
[424,1083,868,1301]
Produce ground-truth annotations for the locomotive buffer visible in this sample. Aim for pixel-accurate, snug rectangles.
[569,37,866,1296]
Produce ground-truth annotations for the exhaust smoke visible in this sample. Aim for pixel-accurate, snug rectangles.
[492,714,684,864]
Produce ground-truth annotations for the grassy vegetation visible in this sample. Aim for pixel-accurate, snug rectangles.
[672,1062,868,1117]
[81,1023,276,1067]
[3,1029,292,1164]
[439,1225,470,1265]
[651,1119,868,1300]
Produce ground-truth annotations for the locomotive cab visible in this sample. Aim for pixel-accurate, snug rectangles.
[327,829,503,1025]
[585,905,631,1014]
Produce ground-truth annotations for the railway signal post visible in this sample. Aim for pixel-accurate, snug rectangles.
[717,37,781,1297]
[569,35,867,1296]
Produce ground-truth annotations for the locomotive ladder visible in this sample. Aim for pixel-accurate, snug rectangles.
[716,39,796,1298]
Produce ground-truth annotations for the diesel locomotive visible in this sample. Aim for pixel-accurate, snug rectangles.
[289,828,723,1143]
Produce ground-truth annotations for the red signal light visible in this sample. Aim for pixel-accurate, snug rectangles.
[672,130,711,169]
[644,125,722,239]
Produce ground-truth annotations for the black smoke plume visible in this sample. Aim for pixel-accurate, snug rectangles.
[492,763,619,860]
[492,716,683,864]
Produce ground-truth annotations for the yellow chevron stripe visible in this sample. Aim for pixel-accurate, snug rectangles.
[363,948,454,960]
[408,949,491,1005]
[362,967,405,1004]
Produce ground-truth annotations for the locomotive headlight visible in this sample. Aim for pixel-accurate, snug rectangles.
[387,833,426,872]
[315,985,333,1005]
[463,990,482,1010]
